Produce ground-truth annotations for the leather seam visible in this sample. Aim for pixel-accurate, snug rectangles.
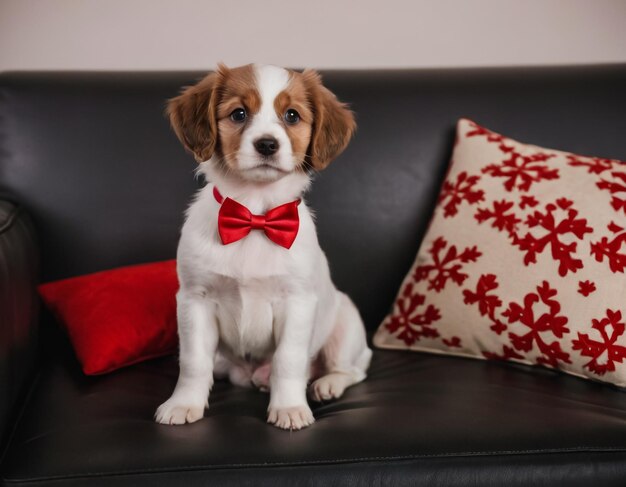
[0,202,21,235]
[3,446,626,484]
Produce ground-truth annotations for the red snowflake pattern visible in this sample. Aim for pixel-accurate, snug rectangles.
[590,222,626,274]
[463,274,507,334]
[482,150,558,192]
[503,281,571,368]
[567,154,617,175]
[519,195,539,209]
[513,198,593,276]
[465,120,507,143]
[483,346,524,361]
[474,199,521,237]
[572,310,626,376]
[567,155,626,214]
[578,280,597,297]
[442,336,462,348]
[414,237,482,292]
[597,171,626,214]
[383,282,441,346]
[438,171,485,218]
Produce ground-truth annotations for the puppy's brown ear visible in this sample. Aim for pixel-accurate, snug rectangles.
[167,65,227,162]
[303,69,356,170]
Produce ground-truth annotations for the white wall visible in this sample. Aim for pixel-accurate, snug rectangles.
[1,0,625,71]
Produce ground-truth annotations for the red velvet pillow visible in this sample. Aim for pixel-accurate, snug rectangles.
[38,260,178,375]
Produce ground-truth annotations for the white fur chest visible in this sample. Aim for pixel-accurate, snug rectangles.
[210,274,288,361]
[176,183,319,361]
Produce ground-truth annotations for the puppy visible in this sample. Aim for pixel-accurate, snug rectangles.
[155,63,372,430]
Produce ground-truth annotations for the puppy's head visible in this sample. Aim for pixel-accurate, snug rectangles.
[167,63,356,183]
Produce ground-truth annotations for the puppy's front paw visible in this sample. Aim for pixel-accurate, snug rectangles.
[267,405,315,430]
[154,397,206,425]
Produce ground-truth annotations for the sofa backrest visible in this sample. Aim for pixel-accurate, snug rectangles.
[1,66,625,329]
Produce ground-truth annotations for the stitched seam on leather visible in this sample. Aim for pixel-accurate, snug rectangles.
[3,446,626,483]
[0,203,21,235]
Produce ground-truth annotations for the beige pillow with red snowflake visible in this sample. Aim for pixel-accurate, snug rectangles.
[374,118,626,386]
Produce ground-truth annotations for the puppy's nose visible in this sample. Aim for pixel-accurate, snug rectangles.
[254,137,279,156]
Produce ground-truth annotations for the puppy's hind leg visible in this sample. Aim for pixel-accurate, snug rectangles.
[214,351,255,388]
[251,362,271,392]
[309,292,372,402]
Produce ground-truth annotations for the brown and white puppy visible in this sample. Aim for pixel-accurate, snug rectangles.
[155,64,371,430]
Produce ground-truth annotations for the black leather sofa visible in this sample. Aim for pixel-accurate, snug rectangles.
[1,66,626,486]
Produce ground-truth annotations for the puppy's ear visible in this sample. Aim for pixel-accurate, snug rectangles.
[167,64,228,162]
[303,69,356,170]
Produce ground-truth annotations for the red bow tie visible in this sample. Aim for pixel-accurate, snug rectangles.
[213,187,301,249]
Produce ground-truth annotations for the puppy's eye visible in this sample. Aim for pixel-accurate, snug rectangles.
[230,108,247,123]
[284,108,300,125]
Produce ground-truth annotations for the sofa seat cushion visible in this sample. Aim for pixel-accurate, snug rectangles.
[3,345,626,486]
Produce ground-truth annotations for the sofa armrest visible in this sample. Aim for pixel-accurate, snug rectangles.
[0,200,39,449]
